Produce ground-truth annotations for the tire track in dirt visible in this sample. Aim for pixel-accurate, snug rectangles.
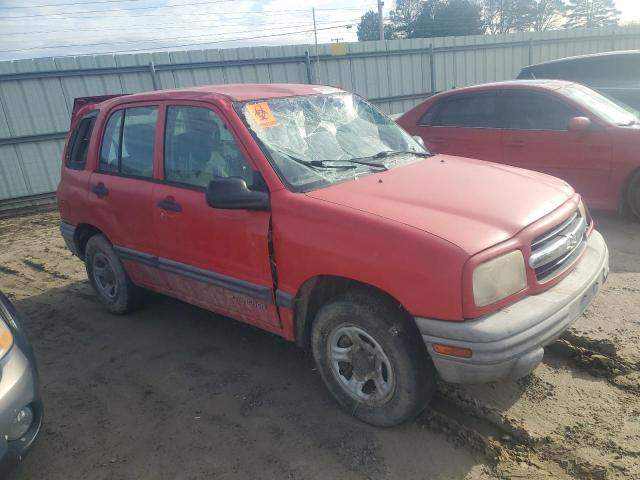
[424,354,640,480]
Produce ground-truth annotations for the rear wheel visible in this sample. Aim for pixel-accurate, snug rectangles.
[311,292,436,426]
[628,170,640,220]
[85,234,139,314]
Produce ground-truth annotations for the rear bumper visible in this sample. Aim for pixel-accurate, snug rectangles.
[415,230,609,384]
[60,222,78,257]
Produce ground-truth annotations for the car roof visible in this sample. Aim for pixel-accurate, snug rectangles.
[522,50,640,69]
[97,83,341,108]
[433,79,574,97]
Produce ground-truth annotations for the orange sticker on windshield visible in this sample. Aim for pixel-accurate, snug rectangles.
[247,102,277,128]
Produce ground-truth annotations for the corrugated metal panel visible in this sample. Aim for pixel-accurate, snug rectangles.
[2,25,640,208]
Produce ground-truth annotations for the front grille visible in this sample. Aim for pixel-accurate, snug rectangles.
[529,209,588,281]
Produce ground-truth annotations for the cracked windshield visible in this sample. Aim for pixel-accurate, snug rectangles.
[240,91,428,190]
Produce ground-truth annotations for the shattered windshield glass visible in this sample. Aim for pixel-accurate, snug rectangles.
[238,92,429,191]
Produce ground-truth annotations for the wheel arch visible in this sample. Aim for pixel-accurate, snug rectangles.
[73,223,107,260]
[292,275,419,350]
[621,166,640,216]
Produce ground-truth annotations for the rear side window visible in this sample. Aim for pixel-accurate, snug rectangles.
[420,93,501,128]
[66,114,96,170]
[98,106,158,178]
[503,92,579,131]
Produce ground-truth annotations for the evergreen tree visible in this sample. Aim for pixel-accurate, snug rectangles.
[565,0,620,28]
[357,11,382,41]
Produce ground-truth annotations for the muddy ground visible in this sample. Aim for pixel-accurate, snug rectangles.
[1,210,638,480]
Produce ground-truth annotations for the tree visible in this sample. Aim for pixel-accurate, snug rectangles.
[528,0,566,31]
[357,10,397,41]
[565,0,620,28]
[482,0,536,34]
[412,0,484,38]
[357,11,381,41]
[388,0,425,38]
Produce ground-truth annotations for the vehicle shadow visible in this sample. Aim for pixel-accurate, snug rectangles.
[591,210,640,274]
[10,282,487,480]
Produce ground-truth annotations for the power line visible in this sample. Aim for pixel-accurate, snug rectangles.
[0,21,358,54]
[0,0,142,9]
[0,17,346,36]
[2,0,236,18]
[1,1,368,20]
[74,24,354,57]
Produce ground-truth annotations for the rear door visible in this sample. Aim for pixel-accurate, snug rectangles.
[86,103,162,289]
[151,102,279,330]
[413,91,504,162]
[500,90,612,202]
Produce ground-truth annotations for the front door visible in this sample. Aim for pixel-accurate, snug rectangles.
[151,103,279,331]
[501,91,612,204]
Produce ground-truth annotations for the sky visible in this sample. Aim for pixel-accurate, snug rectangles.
[0,0,639,62]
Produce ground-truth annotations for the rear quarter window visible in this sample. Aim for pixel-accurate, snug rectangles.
[66,113,96,170]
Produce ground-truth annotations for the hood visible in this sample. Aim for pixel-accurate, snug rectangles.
[306,155,574,254]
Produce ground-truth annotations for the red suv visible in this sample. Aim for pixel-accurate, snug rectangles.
[397,80,640,218]
[58,84,609,426]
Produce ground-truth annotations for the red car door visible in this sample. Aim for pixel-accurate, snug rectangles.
[501,90,612,204]
[86,103,163,289]
[151,102,280,332]
[407,91,503,162]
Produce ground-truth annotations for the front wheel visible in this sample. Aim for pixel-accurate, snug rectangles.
[311,292,436,426]
[85,234,139,314]
[628,170,640,220]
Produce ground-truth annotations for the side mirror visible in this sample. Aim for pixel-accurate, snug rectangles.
[206,177,270,211]
[568,116,591,132]
[412,135,426,147]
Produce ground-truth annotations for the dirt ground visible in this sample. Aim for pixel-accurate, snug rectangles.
[1,210,638,480]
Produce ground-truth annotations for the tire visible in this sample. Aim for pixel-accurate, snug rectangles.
[85,234,139,314]
[628,170,640,220]
[311,291,436,427]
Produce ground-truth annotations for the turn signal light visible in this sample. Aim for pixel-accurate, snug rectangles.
[0,320,13,360]
[432,343,473,358]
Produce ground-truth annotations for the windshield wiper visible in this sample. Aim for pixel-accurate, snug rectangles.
[274,149,357,170]
[348,149,432,165]
[316,159,389,171]
[373,150,432,159]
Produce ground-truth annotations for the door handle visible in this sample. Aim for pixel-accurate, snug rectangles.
[158,197,182,212]
[431,137,447,143]
[507,140,525,148]
[92,182,109,198]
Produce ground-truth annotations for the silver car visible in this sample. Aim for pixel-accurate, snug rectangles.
[0,292,42,475]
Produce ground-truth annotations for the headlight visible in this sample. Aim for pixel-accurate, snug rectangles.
[0,318,14,360]
[472,250,527,307]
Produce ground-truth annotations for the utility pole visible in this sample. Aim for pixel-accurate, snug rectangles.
[312,7,319,83]
[377,0,384,41]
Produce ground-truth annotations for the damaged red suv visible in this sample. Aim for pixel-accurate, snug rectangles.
[57,84,608,426]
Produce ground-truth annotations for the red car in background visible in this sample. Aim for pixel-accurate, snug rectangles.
[397,80,640,218]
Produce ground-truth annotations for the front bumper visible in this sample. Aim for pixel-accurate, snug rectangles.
[0,295,42,476]
[415,230,609,384]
